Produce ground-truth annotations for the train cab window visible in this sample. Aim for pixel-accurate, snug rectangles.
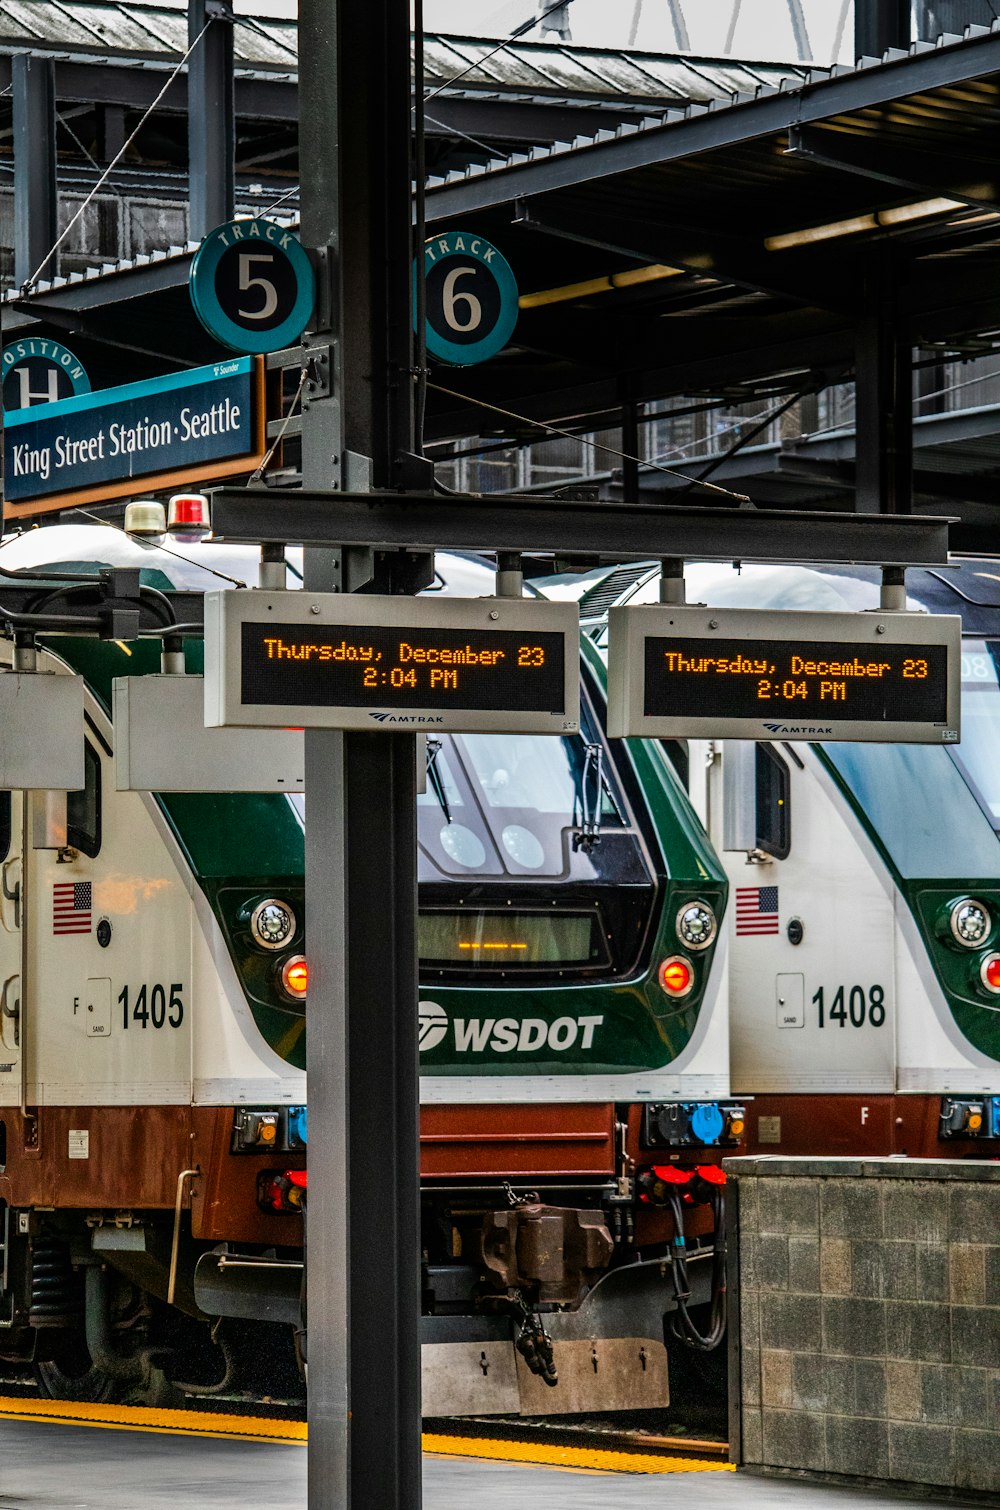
[756,744,790,860]
[0,793,11,865]
[67,742,102,858]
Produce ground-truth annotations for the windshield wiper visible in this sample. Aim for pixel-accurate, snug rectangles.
[573,741,604,852]
[425,737,452,824]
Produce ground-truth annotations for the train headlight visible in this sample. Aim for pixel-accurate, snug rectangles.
[949,899,991,948]
[280,955,309,1001]
[980,953,1000,993]
[676,900,717,952]
[658,956,694,997]
[251,898,297,951]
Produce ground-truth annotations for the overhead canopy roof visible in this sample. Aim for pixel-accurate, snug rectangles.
[418,22,1000,438]
[6,19,1000,542]
[0,2,809,174]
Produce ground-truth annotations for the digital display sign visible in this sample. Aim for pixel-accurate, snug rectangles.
[240,622,565,712]
[205,591,580,734]
[608,605,961,744]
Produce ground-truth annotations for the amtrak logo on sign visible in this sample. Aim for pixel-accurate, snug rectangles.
[2,339,90,411]
[189,218,316,354]
[418,231,519,366]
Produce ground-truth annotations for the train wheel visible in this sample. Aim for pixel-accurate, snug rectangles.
[34,1336,119,1404]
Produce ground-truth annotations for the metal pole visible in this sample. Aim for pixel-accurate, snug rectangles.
[298,0,422,1506]
[187,0,235,241]
[855,250,912,515]
[12,54,57,290]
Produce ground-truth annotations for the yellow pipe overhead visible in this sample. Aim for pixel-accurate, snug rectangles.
[519,263,683,309]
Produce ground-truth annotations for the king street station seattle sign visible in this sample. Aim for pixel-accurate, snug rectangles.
[2,356,264,518]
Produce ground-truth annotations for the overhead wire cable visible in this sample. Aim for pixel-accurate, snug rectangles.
[63,509,249,588]
[423,0,584,104]
[21,19,212,293]
[427,381,752,502]
[55,108,153,258]
[249,366,309,484]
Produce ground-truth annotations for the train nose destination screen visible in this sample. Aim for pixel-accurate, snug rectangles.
[205,590,579,734]
[607,605,961,744]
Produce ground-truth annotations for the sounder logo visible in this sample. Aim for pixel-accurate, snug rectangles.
[418,1000,449,1052]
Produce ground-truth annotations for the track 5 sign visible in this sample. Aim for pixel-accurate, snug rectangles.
[190,218,316,354]
[418,231,519,365]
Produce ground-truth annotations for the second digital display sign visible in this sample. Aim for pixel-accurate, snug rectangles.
[608,605,962,744]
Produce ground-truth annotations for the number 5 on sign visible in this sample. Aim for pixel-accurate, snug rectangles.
[190,218,316,354]
[238,254,280,321]
[417,231,519,366]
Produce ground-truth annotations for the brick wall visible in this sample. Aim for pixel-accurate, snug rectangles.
[726,1158,1000,1497]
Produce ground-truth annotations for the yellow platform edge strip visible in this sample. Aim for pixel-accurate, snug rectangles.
[0,1394,307,1443]
[421,1432,735,1475]
[0,1397,734,1472]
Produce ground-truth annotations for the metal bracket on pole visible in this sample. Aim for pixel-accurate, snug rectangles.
[496,552,524,599]
[880,565,907,612]
[660,558,686,605]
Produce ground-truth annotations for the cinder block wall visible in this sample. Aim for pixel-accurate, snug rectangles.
[725,1158,1000,1497]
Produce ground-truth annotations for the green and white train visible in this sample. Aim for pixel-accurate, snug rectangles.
[0,524,738,1415]
[562,555,1000,1157]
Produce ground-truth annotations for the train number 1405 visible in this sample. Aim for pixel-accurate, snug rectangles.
[812,984,885,1029]
[119,983,184,1030]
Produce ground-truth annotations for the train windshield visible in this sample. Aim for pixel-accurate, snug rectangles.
[947,640,1000,831]
[419,728,624,880]
[822,640,1000,880]
[417,721,650,976]
[288,716,652,977]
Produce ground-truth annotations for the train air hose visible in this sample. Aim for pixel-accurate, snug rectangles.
[645,1166,728,1353]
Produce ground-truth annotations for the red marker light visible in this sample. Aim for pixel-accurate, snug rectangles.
[167,493,211,539]
[659,956,693,997]
[981,954,1000,994]
[280,955,309,1000]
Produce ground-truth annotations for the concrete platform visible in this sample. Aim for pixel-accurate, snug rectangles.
[0,1419,965,1509]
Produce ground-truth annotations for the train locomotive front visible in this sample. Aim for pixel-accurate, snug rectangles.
[0,527,737,1414]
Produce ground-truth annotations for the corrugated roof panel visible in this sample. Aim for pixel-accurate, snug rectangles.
[0,5,809,107]
[56,1,173,52]
[4,0,85,43]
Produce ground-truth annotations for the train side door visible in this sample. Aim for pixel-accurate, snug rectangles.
[722,742,896,1095]
[0,792,24,1102]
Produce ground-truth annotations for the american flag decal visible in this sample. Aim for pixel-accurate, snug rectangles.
[735,885,779,936]
[53,882,92,936]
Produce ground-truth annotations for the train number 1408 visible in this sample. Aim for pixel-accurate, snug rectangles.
[812,984,885,1029]
[119,983,184,1030]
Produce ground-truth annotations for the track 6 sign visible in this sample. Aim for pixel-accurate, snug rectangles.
[418,231,519,365]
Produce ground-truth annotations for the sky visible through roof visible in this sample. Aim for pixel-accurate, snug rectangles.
[232,1,855,65]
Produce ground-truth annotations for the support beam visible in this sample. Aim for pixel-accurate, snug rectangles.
[12,54,57,290]
[208,489,953,566]
[854,251,913,515]
[855,0,910,57]
[513,200,853,314]
[298,3,421,1510]
[786,123,998,213]
[187,0,235,241]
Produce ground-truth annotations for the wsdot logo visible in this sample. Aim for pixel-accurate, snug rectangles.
[418,1000,449,1052]
[417,1002,603,1055]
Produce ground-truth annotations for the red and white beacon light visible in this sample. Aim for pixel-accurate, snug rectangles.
[167,493,211,541]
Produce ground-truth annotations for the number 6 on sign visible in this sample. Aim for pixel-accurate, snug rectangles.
[418,231,519,366]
